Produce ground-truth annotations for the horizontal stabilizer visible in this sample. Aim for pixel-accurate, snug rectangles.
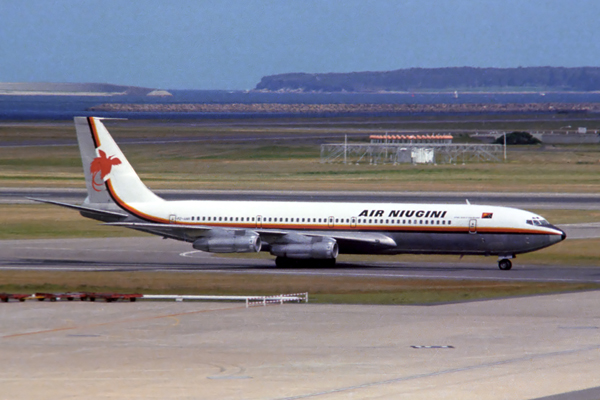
[28,197,129,221]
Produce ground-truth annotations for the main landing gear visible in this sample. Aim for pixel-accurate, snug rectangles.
[498,258,513,271]
[275,257,336,268]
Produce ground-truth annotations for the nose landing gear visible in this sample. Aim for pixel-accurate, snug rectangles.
[498,258,513,270]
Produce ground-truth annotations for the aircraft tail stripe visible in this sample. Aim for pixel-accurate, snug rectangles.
[87,117,101,148]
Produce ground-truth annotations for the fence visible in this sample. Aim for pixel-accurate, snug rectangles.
[320,143,503,164]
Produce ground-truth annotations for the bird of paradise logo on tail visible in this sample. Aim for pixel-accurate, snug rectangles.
[90,149,122,192]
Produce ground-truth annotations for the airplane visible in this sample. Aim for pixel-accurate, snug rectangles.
[31,117,566,271]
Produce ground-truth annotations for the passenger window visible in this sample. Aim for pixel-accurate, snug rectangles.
[448,221,452,225]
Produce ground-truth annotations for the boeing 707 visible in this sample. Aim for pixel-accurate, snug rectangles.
[31,117,566,270]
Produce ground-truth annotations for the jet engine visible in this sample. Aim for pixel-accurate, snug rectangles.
[270,239,338,259]
[193,231,261,253]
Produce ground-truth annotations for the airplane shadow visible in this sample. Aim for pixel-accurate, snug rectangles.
[11,257,498,273]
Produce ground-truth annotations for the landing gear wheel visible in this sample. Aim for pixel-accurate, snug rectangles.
[498,259,512,270]
[318,258,336,268]
[275,256,291,268]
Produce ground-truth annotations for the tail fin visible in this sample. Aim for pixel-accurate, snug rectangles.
[74,117,163,207]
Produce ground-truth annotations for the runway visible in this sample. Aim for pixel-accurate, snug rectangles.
[1,237,599,283]
[5,187,600,210]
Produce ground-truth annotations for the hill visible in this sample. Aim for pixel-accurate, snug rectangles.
[255,67,600,93]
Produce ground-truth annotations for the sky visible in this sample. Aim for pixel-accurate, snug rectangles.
[2,0,600,90]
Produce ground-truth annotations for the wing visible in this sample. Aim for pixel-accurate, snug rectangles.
[104,222,397,250]
[105,222,218,241]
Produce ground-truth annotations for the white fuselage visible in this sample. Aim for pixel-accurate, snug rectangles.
[120,199,565,256]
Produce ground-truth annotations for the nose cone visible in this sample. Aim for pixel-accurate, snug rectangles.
[552,227,566,243]
[547,225,566,245]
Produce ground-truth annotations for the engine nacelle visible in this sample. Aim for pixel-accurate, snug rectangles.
[193,232,261,253]
[270,240,339,259]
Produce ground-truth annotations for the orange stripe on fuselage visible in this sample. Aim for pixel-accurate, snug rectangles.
[106,180,169,223]
[104,178,560,236]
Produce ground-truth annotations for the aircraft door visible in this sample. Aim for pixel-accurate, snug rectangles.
[469,219,477,234]
[169,214,177,224]
[328,216,334,228]
[256,215,262,229]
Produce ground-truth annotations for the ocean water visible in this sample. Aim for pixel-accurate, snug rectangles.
[1,90,599,120]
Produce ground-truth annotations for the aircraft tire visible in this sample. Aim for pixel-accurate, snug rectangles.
[316,258,336,268]
[498,259,512,270]
[275,256,291,268]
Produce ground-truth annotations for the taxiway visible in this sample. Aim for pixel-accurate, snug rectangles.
[1,236,599,283]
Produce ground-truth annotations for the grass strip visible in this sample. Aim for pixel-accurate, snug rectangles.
[2,120,600,193]
[0,270,598,305]
[0,204,148,239]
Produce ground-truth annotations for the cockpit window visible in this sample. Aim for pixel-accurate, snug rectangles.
[527,218,551,226]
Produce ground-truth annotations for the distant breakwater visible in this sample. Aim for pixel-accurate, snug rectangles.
[88,103,600,114]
